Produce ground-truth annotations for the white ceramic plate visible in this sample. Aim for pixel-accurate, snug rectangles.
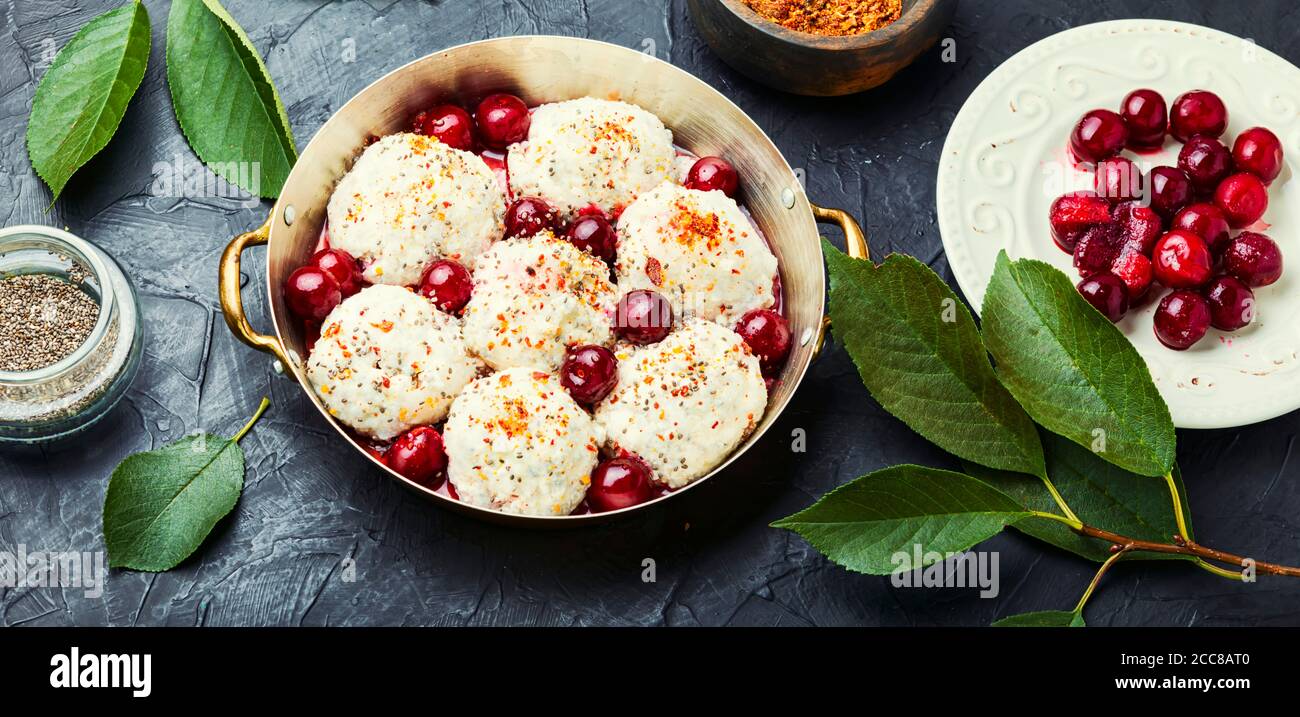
[937,19,1300,429]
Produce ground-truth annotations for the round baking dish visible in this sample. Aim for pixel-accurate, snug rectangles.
[218,36,867,526]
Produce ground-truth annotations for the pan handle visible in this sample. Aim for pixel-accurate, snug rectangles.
[219,213,295,372]
[809,202,870,360]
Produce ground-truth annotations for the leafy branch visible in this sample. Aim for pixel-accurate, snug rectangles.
[779,242,1300,625]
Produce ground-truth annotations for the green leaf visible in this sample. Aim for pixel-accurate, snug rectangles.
[825,242,1046,478]
[965,433,1193,563]
[166,0,296,198]
[103,399,270,571]
[772,465,1031,575]
[992,610,1085,627]
[25,1,151,203]
[981,252,1175,477]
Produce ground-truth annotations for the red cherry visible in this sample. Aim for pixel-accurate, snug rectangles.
[418,259,473,313]
[587,456,654,512]
[312,249,363,297]
[284,266,342,321]
[1231,127,1284,184]
[1223,232,1284,287]
[504,196,560,238]
[1070,109,1128,163]
[684,156,739,198]
[1203,275,1256,331]
[1146,166,1194,220]
[1073,223,1121,278]
[1111,200,1163,256]
[1177,135,1234,193]
[1170,90,1228,142]
[475,93,530,150]
[1171,203,1231,253]
[1119,89,1167,149]
[1076,273,1129,322]
[1094,157,1143,203]
[1152,230,1213,289]
[1109,249,1154,300]
[565,215,617,263]
[1048,192,1111,252]
[1213,172,1269,229]
[1154,290,1211,350]
[560,345,618,405]
[385,426,448,488]
[412,104,476,152]
[733,309,791,375]
[614,290,673,344]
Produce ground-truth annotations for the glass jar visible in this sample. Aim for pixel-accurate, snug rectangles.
[0,225,143,443]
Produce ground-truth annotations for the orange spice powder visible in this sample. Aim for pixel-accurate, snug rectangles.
[742,0,902,37]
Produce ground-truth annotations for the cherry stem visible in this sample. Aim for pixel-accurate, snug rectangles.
[1028,511,1300,578]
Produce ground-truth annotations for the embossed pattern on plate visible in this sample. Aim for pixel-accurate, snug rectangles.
[937,20,1300,429]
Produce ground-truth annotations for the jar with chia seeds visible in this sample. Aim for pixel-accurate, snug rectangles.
[0,225,143,443]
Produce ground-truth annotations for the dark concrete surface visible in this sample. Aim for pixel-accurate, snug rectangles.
[1,0,1298,627]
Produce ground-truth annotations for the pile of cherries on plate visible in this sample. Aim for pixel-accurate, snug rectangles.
[280,94,794,512]
[1049,88,1285,350]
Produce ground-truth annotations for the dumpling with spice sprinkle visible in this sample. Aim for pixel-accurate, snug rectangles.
[507,98,676,218]
[444,368,602,516]
[615,181,778,327]
[326,132,505,286]
[306,285,481,441]
[462,233,617,371]
[594,318,767,489]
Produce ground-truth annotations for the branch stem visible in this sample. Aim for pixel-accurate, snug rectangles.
[1026,511,1299,577]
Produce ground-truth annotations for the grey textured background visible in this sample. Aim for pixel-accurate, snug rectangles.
[2,0,1298,627]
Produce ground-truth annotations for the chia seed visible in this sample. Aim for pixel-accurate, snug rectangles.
[0,273,101,372]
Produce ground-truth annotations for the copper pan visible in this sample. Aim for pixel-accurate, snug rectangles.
[219,36,868,526]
